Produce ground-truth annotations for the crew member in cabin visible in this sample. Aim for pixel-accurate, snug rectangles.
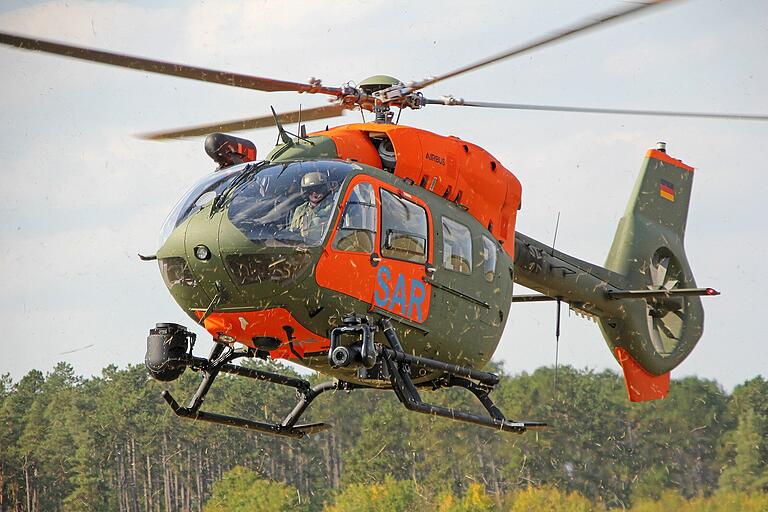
[289,171,333,240]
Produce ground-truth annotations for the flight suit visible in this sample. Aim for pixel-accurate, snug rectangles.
[289,200,332,240]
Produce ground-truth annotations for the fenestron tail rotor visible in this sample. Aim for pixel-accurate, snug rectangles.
[645,253,685,356]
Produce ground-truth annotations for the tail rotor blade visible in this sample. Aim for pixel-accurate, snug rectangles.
[647,311,666,354]
[650,257,670,289]
[657,318,679,342]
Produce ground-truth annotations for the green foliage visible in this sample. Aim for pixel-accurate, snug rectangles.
[628,490,768,512]
[324,476,418,512]
[626,376,728,500]
[496,367,632,506]
[0,362,766,511]
[437,483,496,512]
[204,466,299,512]
[629,489,687,512]
[719,407,768,492]
[506,485,598,512]
[719,377,768,493]
[341,398,418,485]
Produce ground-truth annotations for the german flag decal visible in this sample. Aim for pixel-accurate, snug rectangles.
[660,179,675,202]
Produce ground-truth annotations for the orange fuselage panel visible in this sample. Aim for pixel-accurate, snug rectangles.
[196,308,329,359]
[312,123,522,258]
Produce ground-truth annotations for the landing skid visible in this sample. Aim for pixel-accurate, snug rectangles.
[377,317,547,434]
[159,342,352,438]
[148,318,546,438]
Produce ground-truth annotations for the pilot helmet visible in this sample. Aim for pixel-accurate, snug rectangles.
[301,171,329,196]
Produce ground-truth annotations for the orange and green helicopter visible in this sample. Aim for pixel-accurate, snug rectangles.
[5,0,761,438]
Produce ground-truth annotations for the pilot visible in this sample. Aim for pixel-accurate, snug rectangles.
[289,171,333,238]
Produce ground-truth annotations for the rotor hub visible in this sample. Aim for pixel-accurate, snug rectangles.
[358,75,402,95]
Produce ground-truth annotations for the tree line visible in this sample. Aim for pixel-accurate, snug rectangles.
[0,361,765,511]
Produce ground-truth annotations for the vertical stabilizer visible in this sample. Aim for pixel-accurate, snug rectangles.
[599,147,704,400]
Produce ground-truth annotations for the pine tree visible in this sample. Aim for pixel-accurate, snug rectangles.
[719,407,768,492]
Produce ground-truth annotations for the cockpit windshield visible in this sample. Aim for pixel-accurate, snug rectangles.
[227,160,354,247]
[159,165,243,246]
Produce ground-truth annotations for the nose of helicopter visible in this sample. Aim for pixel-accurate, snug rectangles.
[157,203,316,318]
[183,207,232,306]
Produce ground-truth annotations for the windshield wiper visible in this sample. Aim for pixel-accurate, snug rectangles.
[210,162,262,215]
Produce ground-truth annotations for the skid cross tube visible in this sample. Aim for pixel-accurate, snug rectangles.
[160,344,334,438]
[379,318,546,434]
[379,318,499,386]
[188,356,309,389]
[381,351,531,434]
[281,380,358,428]
[443,375,505,421]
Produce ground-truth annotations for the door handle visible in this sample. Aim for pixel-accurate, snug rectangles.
[370,253,381,267]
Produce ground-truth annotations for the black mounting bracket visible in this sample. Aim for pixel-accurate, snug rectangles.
[328,314,378,370]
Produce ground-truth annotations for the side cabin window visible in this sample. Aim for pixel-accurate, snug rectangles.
[481,235,497,282]
[380,189,428,264]
[333,182,377,253]
[442,217,472,274]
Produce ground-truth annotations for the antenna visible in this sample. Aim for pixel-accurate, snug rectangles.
[551,211,560,256]
[270,106,293,146]
[297,103,302,137]
[551,211,562,403]
[554,297,561,401]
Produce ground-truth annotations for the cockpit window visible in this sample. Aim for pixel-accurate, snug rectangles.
[227,160,353,247]
[333,182,377,253]
[442,217,472,274]
[159,165,243,246]
[481,235,497,282]
[380,189,428,263]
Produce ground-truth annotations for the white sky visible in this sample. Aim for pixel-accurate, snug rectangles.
[0,0,766,391]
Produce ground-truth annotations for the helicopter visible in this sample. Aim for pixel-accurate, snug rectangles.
[3,0,763,438]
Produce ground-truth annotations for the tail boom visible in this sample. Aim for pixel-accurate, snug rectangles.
[511,146,716,402]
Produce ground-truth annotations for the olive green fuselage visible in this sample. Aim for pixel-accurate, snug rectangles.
[157,136,513,385]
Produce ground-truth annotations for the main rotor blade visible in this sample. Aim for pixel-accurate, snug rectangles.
[424,97,768,122]
[0,31,341,96]
[407,1,673,93]
[139,104,347,140]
